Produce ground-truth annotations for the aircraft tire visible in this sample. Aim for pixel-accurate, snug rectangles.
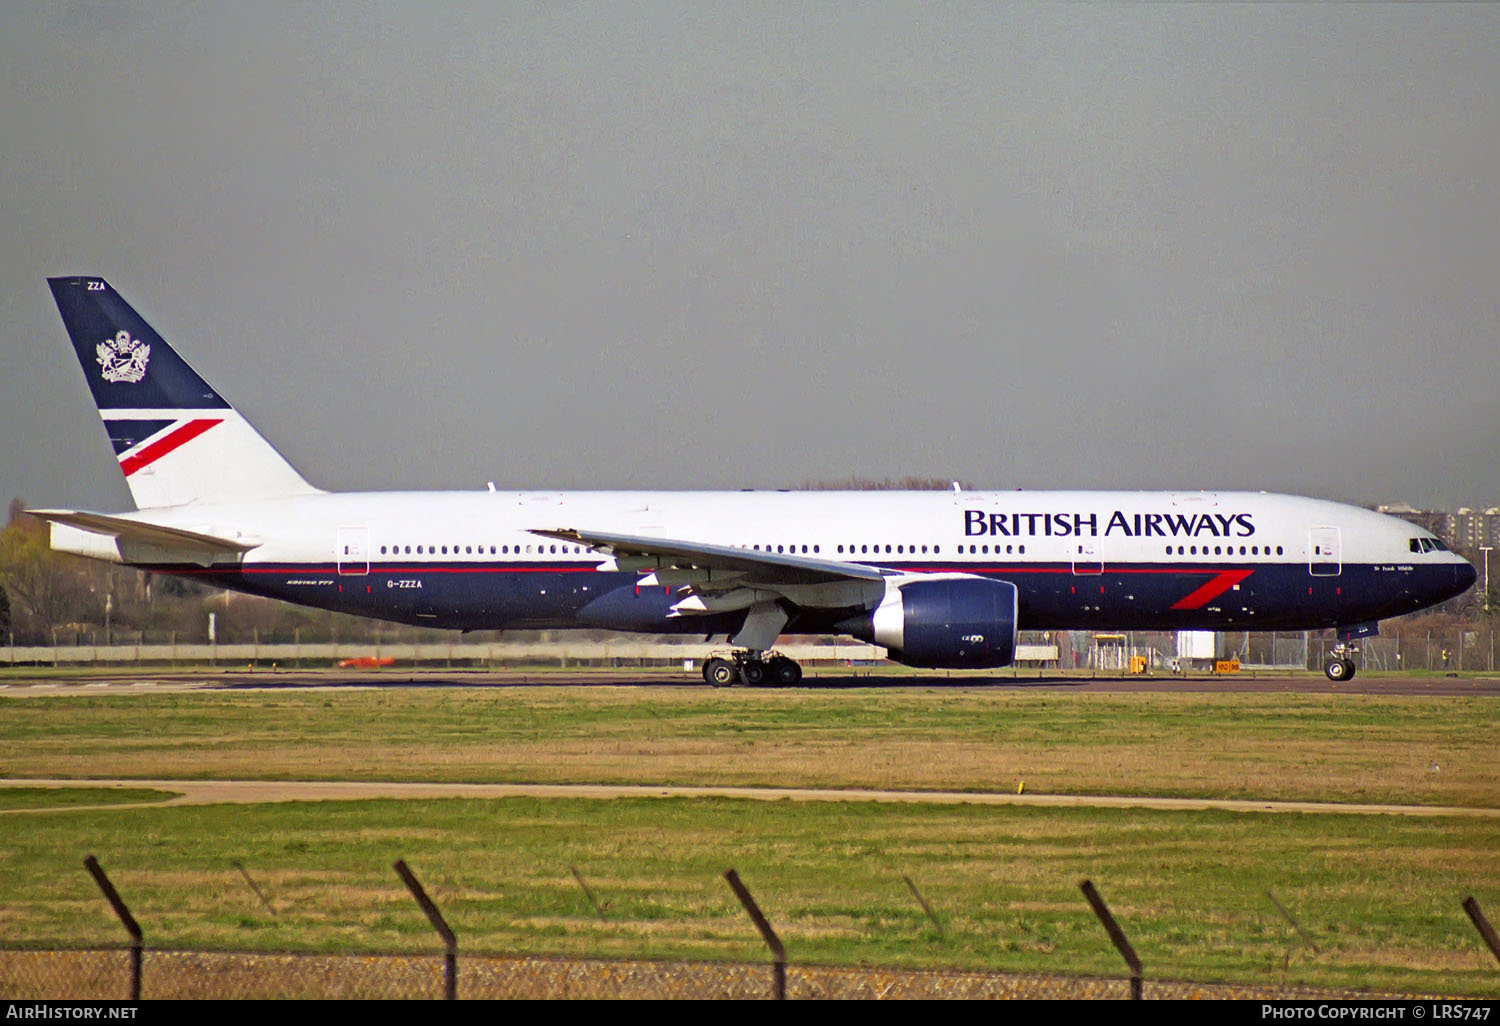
[706,658,739,687]
[1324,657,1351,682]
[1341,658,1357,681]
[740,660,767,686]
[768,657,802,686]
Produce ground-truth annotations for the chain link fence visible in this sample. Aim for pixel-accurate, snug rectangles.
[6,859,1496,1000]
[0,948,1438,1001]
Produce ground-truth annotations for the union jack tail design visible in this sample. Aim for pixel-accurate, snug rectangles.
[47,277,319,509]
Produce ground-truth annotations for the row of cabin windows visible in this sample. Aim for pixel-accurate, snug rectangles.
[755,544,951,555]
[377,543,587,556]
[373,542,1290,559]
[1164,544,1284,556]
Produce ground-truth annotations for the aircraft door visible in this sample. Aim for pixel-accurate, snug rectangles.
[1309,526,1341,577]
[1072,541,1103,575]
[337,526,370,576]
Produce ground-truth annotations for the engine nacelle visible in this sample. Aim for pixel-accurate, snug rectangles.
[841,576,1018,669]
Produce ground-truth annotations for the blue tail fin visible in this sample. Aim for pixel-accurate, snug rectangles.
[48,277,230,411]
[47,276,318,508]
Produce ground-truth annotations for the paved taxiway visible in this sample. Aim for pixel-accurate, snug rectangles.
[4,777,1498,820]
[3,669,1498,695]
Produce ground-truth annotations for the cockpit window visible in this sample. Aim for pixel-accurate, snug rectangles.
[1411,537,1450,553]
[1410,538,1422,553]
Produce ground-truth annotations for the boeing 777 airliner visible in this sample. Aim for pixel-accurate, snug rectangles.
[33,277,1477,684]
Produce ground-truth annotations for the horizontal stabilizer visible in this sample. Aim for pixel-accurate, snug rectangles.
[27,509,262,555]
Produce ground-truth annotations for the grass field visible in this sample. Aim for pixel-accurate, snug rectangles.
[0,787,180,810]
[2,687,1496,806]
[1,686,1497,996]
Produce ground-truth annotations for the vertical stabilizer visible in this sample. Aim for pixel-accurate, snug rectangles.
[47,276,320,509]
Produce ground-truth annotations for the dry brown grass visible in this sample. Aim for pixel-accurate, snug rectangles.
[4,688,1495,807]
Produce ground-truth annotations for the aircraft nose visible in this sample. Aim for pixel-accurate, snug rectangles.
[1456,560,1478,593]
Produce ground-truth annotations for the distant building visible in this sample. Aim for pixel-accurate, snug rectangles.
[1376,504,1500,551]
[1377,503,1452,541]
[1449,507,1500,551]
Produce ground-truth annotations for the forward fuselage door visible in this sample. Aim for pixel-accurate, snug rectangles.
[1309,526,1341,577]
[337,526,370,575]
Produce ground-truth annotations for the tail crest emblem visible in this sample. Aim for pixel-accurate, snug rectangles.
[96,330,151,384]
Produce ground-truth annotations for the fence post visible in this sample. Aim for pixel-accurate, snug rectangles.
[724,869,787,999]
[1079,879,1142,999]
[1462,896,1500,968]
[83,855,142,1001]
[1265,888,1318,984]
[231,860,278,916]
[902,874,944,936]
[570,867,608,919]
[1264,890,1318,952]
[393,859,457,1000]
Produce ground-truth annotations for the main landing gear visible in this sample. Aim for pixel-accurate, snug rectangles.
[703,650,803,687]
[1323,644,1358,682]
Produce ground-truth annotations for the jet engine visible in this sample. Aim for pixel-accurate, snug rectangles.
[839,576,1018,669]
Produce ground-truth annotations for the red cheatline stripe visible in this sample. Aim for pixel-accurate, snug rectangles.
[1170,569,1255,610]
[119,419,223,477]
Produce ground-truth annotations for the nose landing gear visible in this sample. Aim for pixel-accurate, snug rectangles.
[702,650,804,687]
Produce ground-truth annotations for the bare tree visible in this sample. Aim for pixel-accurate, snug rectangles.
[0,521,100,638]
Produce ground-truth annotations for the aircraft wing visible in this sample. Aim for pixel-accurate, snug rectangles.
[529,527,889,649]
[27,509,262,556]
[529,527,886,586]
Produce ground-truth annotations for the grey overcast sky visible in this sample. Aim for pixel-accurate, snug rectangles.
[2,2,1497,514]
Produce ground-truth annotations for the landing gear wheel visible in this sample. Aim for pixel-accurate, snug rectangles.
[740,660,767,686]
[767,656,802,686]
[705,658,740,688]
[1324,657,1352,682]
